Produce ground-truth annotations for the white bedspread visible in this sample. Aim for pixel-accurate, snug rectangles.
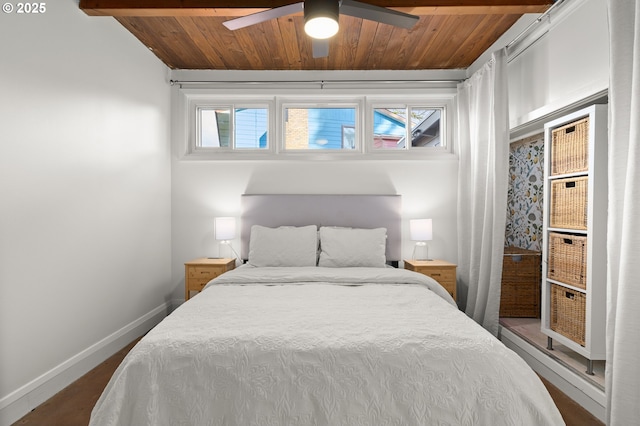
[90,266,564,426]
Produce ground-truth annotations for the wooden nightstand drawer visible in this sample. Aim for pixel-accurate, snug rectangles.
[404,259,457,302]
[188,266,222,280]
[184,258,235,301]
[188,277,214,292]
[420,268,455,282]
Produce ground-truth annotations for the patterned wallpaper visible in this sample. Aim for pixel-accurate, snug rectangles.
[505,133,544,251]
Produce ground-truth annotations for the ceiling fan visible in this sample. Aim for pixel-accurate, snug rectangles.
[223,0,419,58]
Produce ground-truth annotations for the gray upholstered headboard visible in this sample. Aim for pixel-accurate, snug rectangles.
[241,194,402,262]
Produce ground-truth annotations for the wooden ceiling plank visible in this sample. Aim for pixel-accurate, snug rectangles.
[380,25,414,70]
[176,17,228,69]
[404,14,448,69]
[399,17,444,69]
[334,17,363,70]
[390,5,548,15]
[276,15,303,69]
[116,16,187,69]
[242,19,287,70]
[426,15,479,68]
[441,14,492,68]
[366,23,396,70]
[297,22,323,70]
[212,22,258,69]
[189,17,238,69]
[231,27,269,70]
[424,14,481,68]
[158,17,217,69]
[445,14,518,68]
[260,18,290,69]
[352,20,380,69]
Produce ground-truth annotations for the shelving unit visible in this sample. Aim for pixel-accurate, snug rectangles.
[540,104,608,374]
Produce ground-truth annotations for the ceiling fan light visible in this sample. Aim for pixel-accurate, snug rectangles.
[305,17,339,39]
[304,0,339,39]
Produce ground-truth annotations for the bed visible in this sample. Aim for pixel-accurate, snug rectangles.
[89,195,564,426]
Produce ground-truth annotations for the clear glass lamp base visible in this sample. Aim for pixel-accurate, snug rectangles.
[412,242,432,261]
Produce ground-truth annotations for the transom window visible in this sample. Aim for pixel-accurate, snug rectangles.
[184,91,453,157]
[373,107,443,150]
[283,107,358,151]
[197,106,269,150]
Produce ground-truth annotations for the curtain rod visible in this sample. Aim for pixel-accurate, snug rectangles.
[169,79,463,87]
[506,0,566,50]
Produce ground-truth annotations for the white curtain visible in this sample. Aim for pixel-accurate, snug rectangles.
[606,1,640,424]
[456,49,510,336]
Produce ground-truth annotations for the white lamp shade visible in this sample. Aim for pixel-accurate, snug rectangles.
[215,217,236,241]
[410,219,433,241]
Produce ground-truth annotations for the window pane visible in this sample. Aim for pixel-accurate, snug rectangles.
[373,108,407,150]
[235,108,268,149]
[284,107,356,150]
[410,108,442,147]
[200,108,231,148]
[342,126,355,149]
[373,107,442,150]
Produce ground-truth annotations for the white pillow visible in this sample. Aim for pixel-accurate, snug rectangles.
[318,227,387,268]
[248,225,318,267]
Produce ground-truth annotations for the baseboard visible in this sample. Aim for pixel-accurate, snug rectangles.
[0,302,170,426]
[500,326,606,423]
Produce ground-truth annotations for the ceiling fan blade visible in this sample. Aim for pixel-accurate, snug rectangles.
[312,39,330,58]
[223,2,303,31]
[339,0,419,29]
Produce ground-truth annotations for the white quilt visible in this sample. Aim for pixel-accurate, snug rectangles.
[90,266,564,426]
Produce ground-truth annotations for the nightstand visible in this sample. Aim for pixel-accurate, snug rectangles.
[184,258,235,300]
[404,259,457,301]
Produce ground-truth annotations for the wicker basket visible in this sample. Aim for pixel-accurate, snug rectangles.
[551,117,589,176]
[548,232,588,289]
[500,247,541,318]
[550,176,588,230]
[550,284,586,346]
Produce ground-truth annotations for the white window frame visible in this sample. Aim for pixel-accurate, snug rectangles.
[178,86,455,160]
[182,90,276,156]
[365,95,454,156]
[196,105,233,150]
[194,103,273,152]
[370,106,445,150]
[277,98,363,154]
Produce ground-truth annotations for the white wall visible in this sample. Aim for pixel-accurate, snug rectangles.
[464,0,609,134]
[169,79,461,302]
[171,159,459,287]
[0,1,172,423]
[507,0,609,131]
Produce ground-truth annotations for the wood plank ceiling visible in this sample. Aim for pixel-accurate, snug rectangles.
[79,1,552,71]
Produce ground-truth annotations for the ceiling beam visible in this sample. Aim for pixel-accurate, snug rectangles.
[79,0,552,17]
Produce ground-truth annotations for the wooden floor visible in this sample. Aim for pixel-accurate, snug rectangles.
[12,340,138,426]
[13,338,603,426]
